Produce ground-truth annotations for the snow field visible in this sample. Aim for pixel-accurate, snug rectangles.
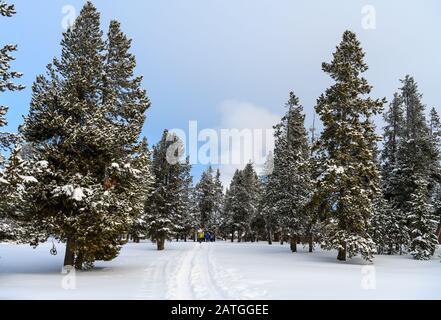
[0,241,440,300]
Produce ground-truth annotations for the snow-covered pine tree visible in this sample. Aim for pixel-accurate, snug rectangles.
[181,185,199,241]
[194,167,224,238]
[20,2,151,269]
[381,93,404,200]
[313,31,385,261]
[376,93,409,254]
[195,166,216,230]
[0,0,23,156]
[260,152,279,244]
[224,164,260,242]
[388,76,440,257]
[428,107,441,243]
[221,186,234,241]
[176,156,193,241]
[0,145,37,242]
[144,130,191,250]
[391,76,438,211]
[429,107,440,150]
[266,92,312,252]
[0,0,21,151]
[0,1,25,242]
[407,176,438,260]
[225,170,246,242]
[241,163,260,242]
[212,169,224,239]
[371,197,405,255]
[127,138,154,243]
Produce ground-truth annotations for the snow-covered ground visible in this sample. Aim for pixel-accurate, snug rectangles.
[0,241,440,300]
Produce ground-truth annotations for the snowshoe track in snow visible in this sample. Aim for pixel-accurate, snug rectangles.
[166,242,267,300]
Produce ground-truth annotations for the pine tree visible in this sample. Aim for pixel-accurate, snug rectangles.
[0,1,25,243]
[0,0,24,169]
[127,138,154,242]
[428,108,441,242]
[313,31,385,261]
[0,146,38,242]
[371,197,405,255]
[221,186,234,241]
[386,76,440,256]
[0,0,24,148]
[212,169,224,239]
[241,163,260,241]
[407,177,438,260]
[381,93,404,199]
[20,2,151,269]
[226,170,246,242]
[429,108,440,146]
[181,185,199,241]
[265,92,312,252]
[377,93,409,254]
[260,152,279,244]
[223,164,260,242]
[391,76,438,211]
[176,156,193,241]
[144,130,191,250]
[195,166,216,230]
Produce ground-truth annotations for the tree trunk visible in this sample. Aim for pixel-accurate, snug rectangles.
[64,238,75,267]
[267,229,272,245]
[231,231,234,242]
[337,243,347,261]
[74,254,83,270]
[308,235,313,253]
[157,237,165,251]
[290,236,297,253]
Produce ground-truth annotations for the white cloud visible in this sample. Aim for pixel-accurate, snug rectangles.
[216,100,280,188]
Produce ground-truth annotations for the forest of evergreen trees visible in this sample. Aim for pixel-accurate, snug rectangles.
[0,2,440,269]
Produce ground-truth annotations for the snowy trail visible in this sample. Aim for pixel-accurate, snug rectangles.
[165,242,266,300]
[167,243,228,300]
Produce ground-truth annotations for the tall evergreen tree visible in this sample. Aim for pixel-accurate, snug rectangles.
[381,93,404,199]
[195,166,216,230]
[0,1,25,237]
[221,186,234,241]
[144,130,191,250]
[241,163,260,241]
[0,146,37,241]
[212,169,224,238]
[371,197,404,255]
[313,31,385,261]
[127,138,154,242]
[176,156,193,241]
[265,93,312,252]
[377,93,408,254]
[428,107,441,242]
[180,185,199,241]
[260,152,279,244]
[0,0,24,157]
[407,176,438,260]
[20,2,151,269]
[224,164,260,242]
[385,76,440,258]
[390,76,438,211]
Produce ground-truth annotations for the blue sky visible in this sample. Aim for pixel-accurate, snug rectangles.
[1,0,440,185]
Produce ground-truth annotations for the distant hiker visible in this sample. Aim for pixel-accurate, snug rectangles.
[197,230,205,243]
[205,232,210,242]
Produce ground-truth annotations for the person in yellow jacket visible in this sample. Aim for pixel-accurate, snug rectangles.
[197,230,205,243]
